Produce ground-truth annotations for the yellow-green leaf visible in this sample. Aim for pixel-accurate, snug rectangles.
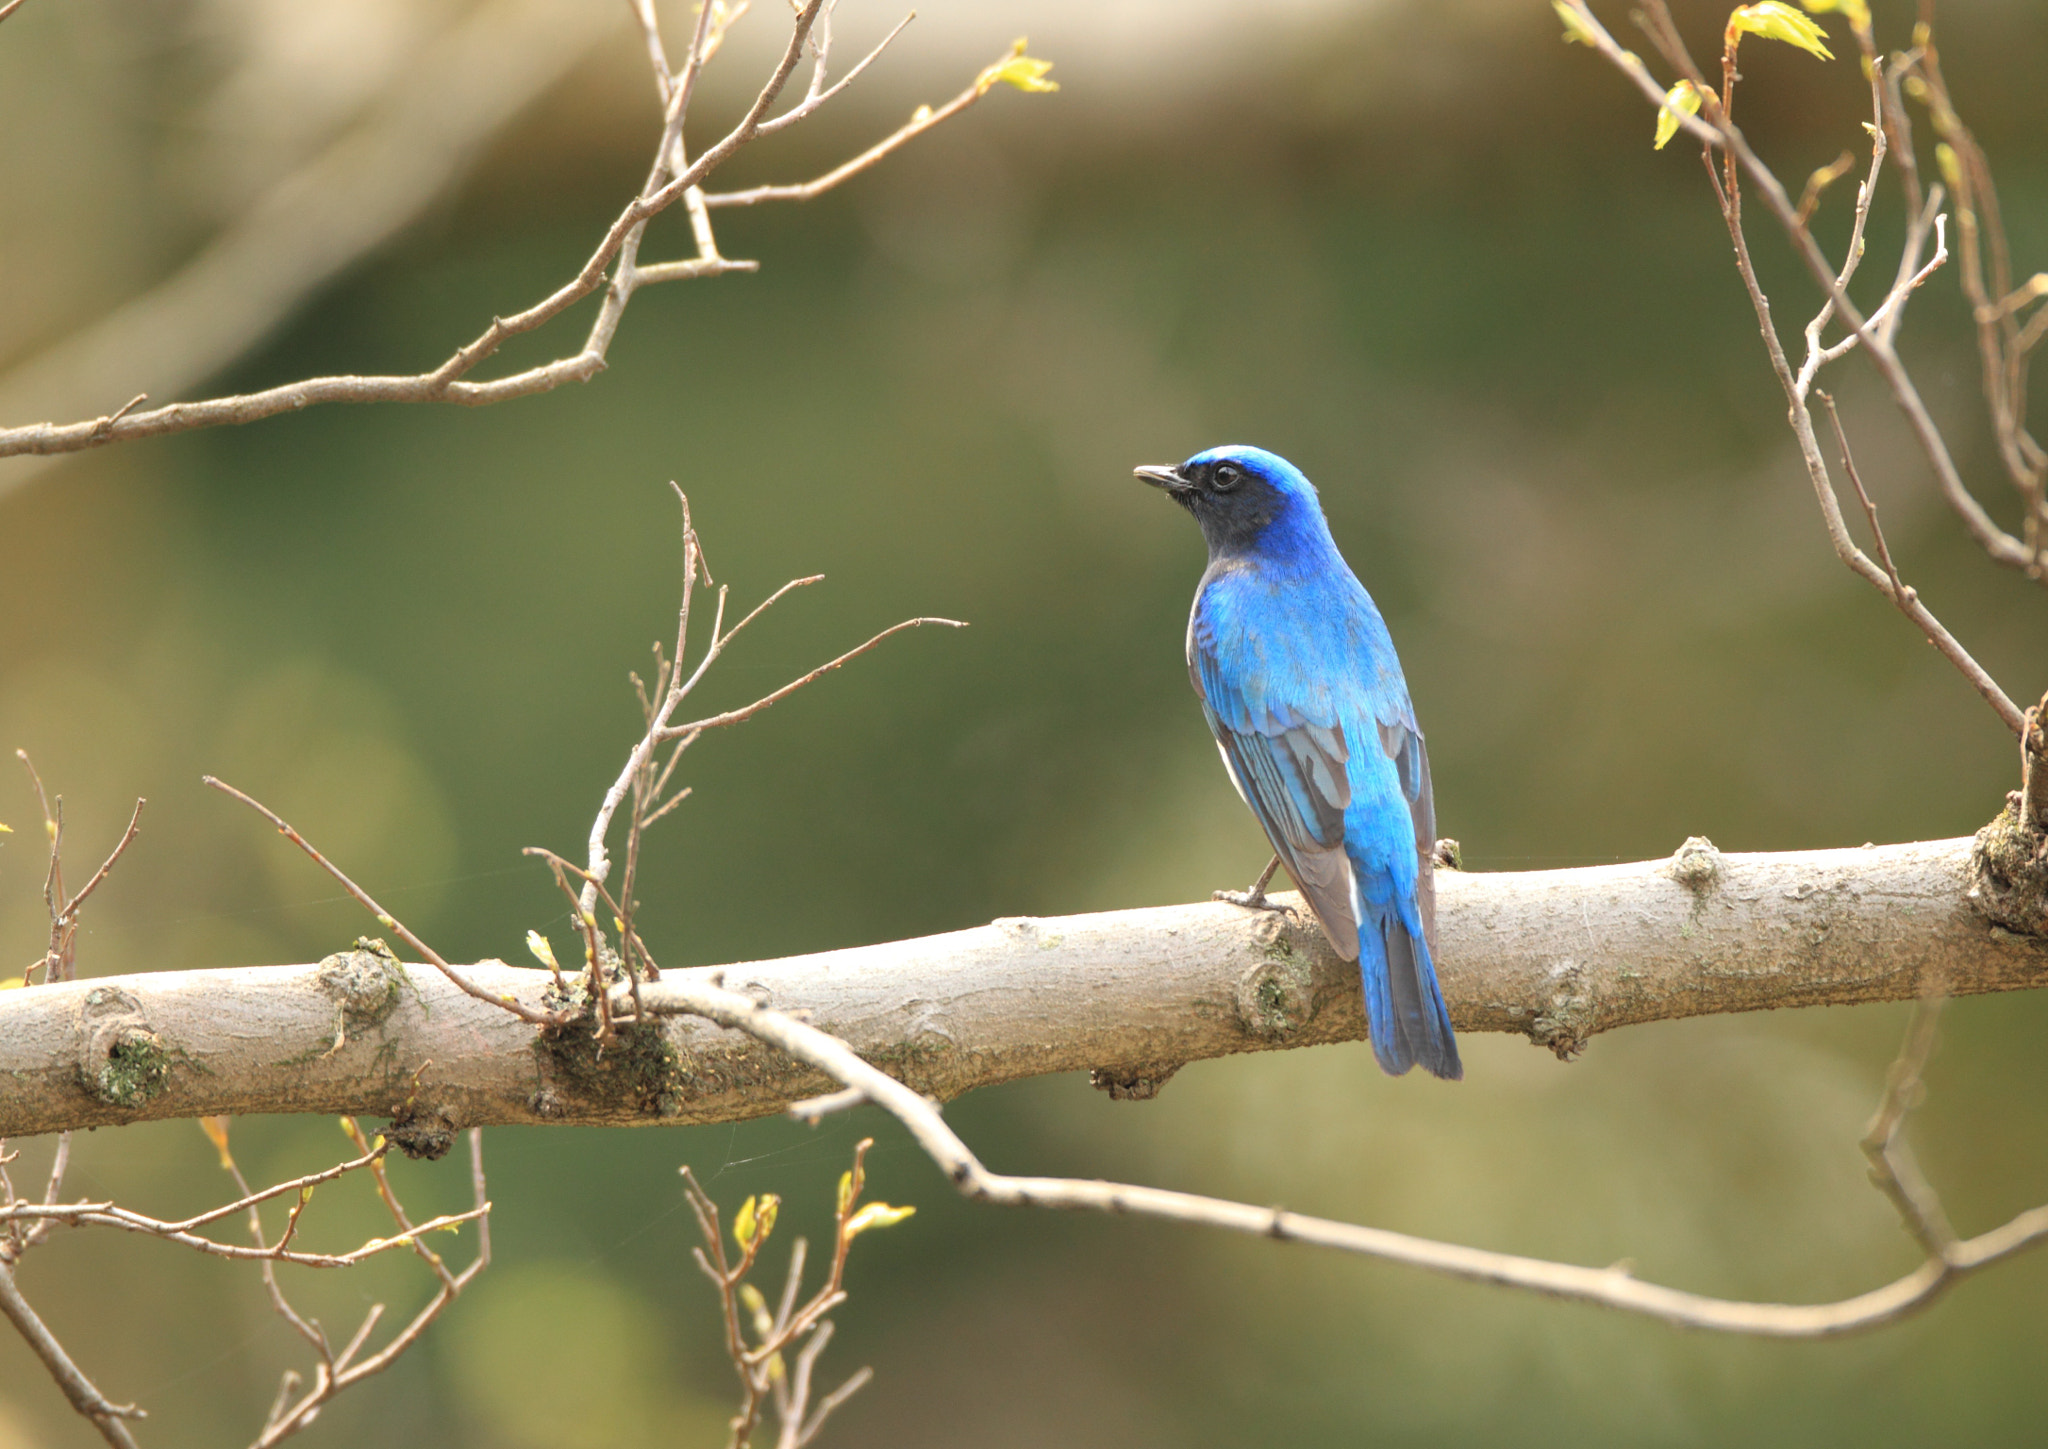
[836,1169,855,1216]
[1935,142,1961,191]
[1654,79,1706,150]
[199,1116,235,1170]
[0,976,23,992]
[525,930,560,972]
[732,1192,778,1253]
[843,1201,916,1239]
[976,39,1058,97]
[1800,0,1868,31]
[1728,3,1833,60]
[1552,0,1599,46]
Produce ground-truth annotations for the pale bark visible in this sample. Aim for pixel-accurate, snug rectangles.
[1,836,2041,1141]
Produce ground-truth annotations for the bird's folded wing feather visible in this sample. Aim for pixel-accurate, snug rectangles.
[1376,716,1437,952]
[1192,649,1361,961]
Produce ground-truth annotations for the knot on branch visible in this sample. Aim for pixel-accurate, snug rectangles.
[2022,691,2048,835]
[384,1105,458,1161]
[1089,1064,1181,1100]
[317,937,407,1029]
[1967,794,2048,940]
[536,981,689,1120]
[1529,959,1594,1061]
[1666,836,1724,892]
[1234,915,1317,1041]
[76,986,173,1109]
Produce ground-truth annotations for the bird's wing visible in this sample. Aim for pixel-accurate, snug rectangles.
[1376,716,1437,953]
[1192,649,1361,961]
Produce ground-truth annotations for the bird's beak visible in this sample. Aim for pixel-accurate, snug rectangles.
[1133,463,1190,493]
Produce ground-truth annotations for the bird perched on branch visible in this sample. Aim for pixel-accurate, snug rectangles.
[1135,445,1460,1080]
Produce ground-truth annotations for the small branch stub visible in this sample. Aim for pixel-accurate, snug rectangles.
[1667,835,1724,892]
[1968,795,2048,940]
[75,986,170,1110]
[1232,912,1318,1041]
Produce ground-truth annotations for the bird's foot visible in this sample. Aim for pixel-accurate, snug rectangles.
[1215,853,1285,912]
[1213,885,1288,912]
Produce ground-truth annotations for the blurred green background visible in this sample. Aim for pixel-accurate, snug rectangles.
[2,0,2046,1445]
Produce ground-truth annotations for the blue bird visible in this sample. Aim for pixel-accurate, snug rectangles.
[1135,445,1461,1080]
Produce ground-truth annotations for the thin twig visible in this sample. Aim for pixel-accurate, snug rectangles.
[1859,995,1958,1261]
[663,616,965,738]
[1570,0,2028,736]
[706,74,991,209]
[1567,0,2042,587]
[0,1262,143,1449]
[1,5,1045,466]
[203,776,558,1026]
[626,976,2048,1339]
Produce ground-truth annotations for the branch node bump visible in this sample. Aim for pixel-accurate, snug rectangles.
[1667,835,1724,892]
[76,986,172,1109]
[1234,925,1317,1041]
[1088,1064,1181,1100]
[1967,795,2048,940]
[316,937,407,1029]
[383,1106,458,1161]
[1529,959,1593,1061]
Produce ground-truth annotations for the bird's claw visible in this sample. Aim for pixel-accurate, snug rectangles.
[1213,886,1287,912]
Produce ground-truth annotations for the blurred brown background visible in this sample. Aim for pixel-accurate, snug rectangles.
[2,1,2046,1445]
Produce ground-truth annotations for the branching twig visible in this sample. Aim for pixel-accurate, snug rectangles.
[0,5,1051,470]
[1,1115,488,1449]
[1559,0,2033,738]
[681,1137,903,1448]
[17,751,144,987]
[621,973,2048,1339]
[202,775,558,1026]
[0,1262,143,1449]
[574,490,964,930]
[1562,0,2043,592]
[246,1128,491,1449]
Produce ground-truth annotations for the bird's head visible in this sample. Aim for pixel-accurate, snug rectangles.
[1133,445,1324,559]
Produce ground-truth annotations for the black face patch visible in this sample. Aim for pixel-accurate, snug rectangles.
[1183,461,1284,557]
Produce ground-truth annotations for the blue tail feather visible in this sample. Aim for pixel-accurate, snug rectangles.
[1359,913,1462,1081]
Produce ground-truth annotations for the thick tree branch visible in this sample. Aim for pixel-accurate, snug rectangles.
[0,836,2040,1139]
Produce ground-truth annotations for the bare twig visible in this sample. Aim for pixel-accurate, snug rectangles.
[0,6,1050,472]
[1562,0,2043,589]
[1560,0,2031,737]
[681,1136,894,1449]
[0,1262,143,1449]
[576,490,963,929]
[203,775,558,1026]
[663,616,966,738]
[1911,38,2048,574]
[705,67,1001,210]
[623,974,2048,1339]
[247,1128,491,1449]
[15,753,144,986]
[1,1117,488,1449]
[1859,995,1958,1261]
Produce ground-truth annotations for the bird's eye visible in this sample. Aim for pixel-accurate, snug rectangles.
[1212,463,1242,491]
